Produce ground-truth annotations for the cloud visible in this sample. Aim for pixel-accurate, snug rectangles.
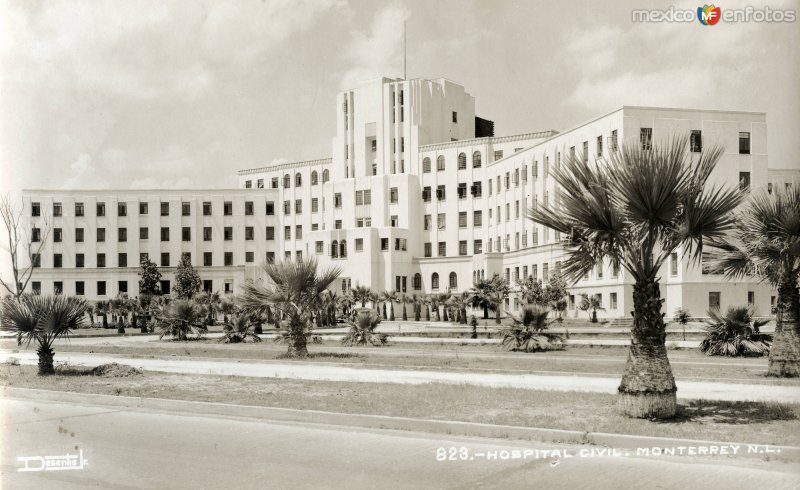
[61,153,109,189]
[340,4,410,89]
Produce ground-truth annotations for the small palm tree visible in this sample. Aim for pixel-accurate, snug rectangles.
[411,293,422,321]
[218,296,236,323]
[342,310,387,346]
[709,185,800,376]
[110,296,128,334]
[85,303,96,328]
[500,304,564,352]
[529,136,742,418]
[423,294,431,321]
[96,300,109,328]
[2,295,87,375]
[240,258,340,357]
[674,308,691,341]
[382,290,398,321]
[700,307,771,357]
[579,294,605,323]
[398,293,409,321]
[470,276,496,319]
[220,313,262,343]
[157,299,208,341]
[351,285,372,307]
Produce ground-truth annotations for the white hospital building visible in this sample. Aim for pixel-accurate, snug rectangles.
[22,76,799,318]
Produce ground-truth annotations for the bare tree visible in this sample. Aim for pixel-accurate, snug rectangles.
[0,195,50,298]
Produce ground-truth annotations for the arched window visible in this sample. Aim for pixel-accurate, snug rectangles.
[458,153,467,169]
[422,157,431,173]
[331,240,339,259]
[413,273,422,290]
[339,240,347,258]
[472,151,482,168]
[436,155,445,171]
[295,173,302,187]
[322,169,330,183]
[449,272,457,290]
[311,171,318,185]
[283,175,290,188]
[431,273,440,290]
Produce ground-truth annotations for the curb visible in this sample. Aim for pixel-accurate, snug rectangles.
[4,387,797,462]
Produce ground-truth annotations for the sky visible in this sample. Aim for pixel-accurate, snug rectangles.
[0,0,798,197]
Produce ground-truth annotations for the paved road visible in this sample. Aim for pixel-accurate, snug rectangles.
[2,351,798,403]
[1,398,797,489]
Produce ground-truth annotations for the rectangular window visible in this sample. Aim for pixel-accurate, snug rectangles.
[76,281,84,296]
[31,202,40,217]
[390,187,398,203]
[245,226,254,240]
[161,253,169,267]
[257,179,264,189]
[118,202,127,217]
[245,251,254,263]
[182,227,191,242]
[295,225,302,239]
[118,252,127,268]
[245,201,254,215]
[437,213,446,230]
[452,111,458,123]
[266,201,274,215]
[97,228,105,242]
[381,238,389,251]
[76,253,84,268]
[473,210,482,227]
[739,172,751,191]
[640,128,653,151]
[438,242,446,257]
[311,198,319,213]
[224,252,233,266]
[31,253,40,268]
[75,202,84,217]
[54,254,62,268]
[739,132,751,154]
[494,150,503,161]
[224,227,233,240]
[31,281,41,294]
[160,227,169,241]
[611,129,618,151]
[294,200,302,214]
[118,228,127,242]
[335,220,342,230]
[424,242,432,257]
[224,201,233,216]
[459,212,467,228]
[53,203,62,217]
[96,202,105,217]
[160,202,169,216]
[355,239,363,252]
[31,228,41,242]
[181,202,191,216]
[139,202,148,215]
[459,240,467,256]
[97,253,106,268]
[53,228,62,242]
[422,186,431,202]
[266,226,274,240]
[473,240,482,254]
[284,226,291,240]
[596,135,603,157]
[334,193,342,208]
[610,292,618,310]
[690,130,702,152]
[266,252,275,264]
[315,241,324,254]
[582,141,589,163]
[747,291,755,306]
[203,227,212,241]
[245,180,252,189]
[204,252,212,266]
[709,292,721,310]
[203,202,212,216]
[437,185,445,201]
[671,252,679,276]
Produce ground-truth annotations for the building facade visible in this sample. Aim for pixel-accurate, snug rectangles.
[22,76,799,318]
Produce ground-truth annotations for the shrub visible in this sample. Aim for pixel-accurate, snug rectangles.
[700,306,771,357]
[500,304,564,352]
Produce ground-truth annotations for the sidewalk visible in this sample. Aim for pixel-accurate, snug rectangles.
[2,351,797,403]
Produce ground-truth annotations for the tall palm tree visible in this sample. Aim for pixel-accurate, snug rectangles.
[411,293,422,321]
[2,295,87,375]
[529,137,742,418]
[709,185,800,376]
[382,290,398,321]
[471,277,495,319]
[240,258,340,357]
[579,294,605,323]
[351,285,372,307]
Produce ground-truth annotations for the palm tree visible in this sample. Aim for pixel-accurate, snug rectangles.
[382,290,398,321]
[500,304,564,352]
[529,136,742,418]
[342,309,388,346]
[196,291,220,325]
[96,300,109,328]
[709,185,800,376]
[370,291,381,316]
[156,299,208,341]
[240,258,340,357]
[411,293,422,321]
[2,294,87,375]
[451,291,470,324]
[423,294,431,321]
[700,306,771,357]
[110,296,128,334]
[471,277,495,319]
[351,285,372,307]
[85,303,96,328]
[674,308,691,341]
[428,294,440,321]
[219,296,236,323]
[398,293,409,321]
[220,313,262,343]
[579,294,605,323]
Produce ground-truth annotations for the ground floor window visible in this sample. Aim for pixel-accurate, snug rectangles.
[709,291,721,310]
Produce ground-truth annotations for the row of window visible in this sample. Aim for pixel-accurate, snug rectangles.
[32,200,278,218]
[33,225,285,243]
[244,169,332,190]
[30,279,236,297]
[33,250,275,269]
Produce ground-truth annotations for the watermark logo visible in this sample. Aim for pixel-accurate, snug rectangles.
[697,4,721,25]
[17,449,89,472]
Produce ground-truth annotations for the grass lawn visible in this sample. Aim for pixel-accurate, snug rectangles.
[18,340,800,386]
[2,363,798,447]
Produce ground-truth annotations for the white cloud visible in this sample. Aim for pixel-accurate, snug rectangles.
[61,153,109,189]
[340,4,410,89]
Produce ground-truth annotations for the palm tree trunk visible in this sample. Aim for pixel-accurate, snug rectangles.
[425,304,430,321]
[768,276,800,377]
[102,312,108,328]
[461,307,467,325]
[402,303,407,321]
[414,303,420,321]
[618,279,677,419]
[37,342,55,375]
[495,306,501,325]
[117,318,125,334]
[483,305,489,319]
[442,307,448,322]
[592,310,598,323]
[389,302,395,321]
[140,315,148,333]
[382,303,387,320]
